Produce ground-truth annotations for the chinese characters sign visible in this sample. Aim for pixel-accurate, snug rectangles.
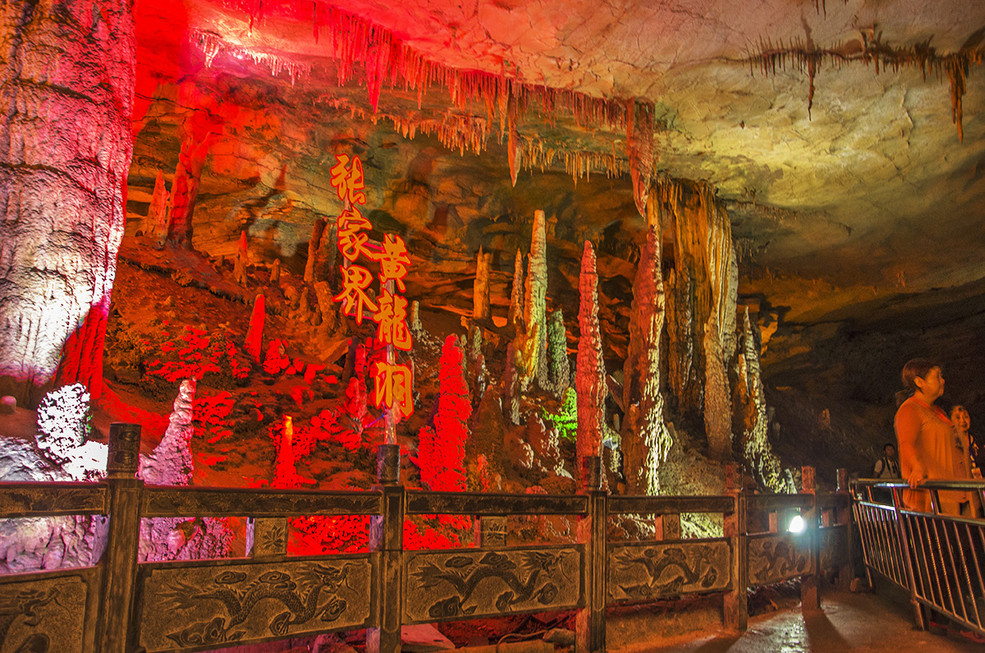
[331,154,414,420]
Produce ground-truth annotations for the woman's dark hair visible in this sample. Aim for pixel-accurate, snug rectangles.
[896,358,940,406]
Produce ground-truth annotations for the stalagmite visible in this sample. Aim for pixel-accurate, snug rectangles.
[546,309,570,399]
[245,294,265,362]
[736,308,786,491]
[703,315,732,460]
[269,258,281,286]
[473,246,492,321]
[148,170,169,239]
[576,241,605,487]
[304,217,327,285]
[139,379,196,487]
[508,250,525,331]
[523,210,549,388]
[409,300,423,334]
[622,225,671,494]
[164,113,218,248]
[503,342,521,425]
[0,0,135,405]
[233,231,249,285]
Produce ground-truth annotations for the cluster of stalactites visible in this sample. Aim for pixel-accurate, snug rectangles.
[751,33,983,139]
[221,4,654,190]
[653,177,737,459]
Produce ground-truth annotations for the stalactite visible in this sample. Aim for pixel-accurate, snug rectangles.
[523,210,549,389]
[546,309,570,399]
[622,225,670,495]
[750,34,983,137]
[626,99,655,217]
[508,94,520,186]
[576,241,605,487]
[472,246,491,321]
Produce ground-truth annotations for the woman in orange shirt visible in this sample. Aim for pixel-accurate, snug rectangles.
[894,359,965,514]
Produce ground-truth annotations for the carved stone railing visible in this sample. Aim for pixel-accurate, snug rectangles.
[0,424,852,653]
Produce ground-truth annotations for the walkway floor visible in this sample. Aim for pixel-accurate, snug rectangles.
[612,588,985,652]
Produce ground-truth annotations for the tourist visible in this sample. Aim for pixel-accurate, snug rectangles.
[893,359,965,514]
[872,442,900,479]
[950,405,982,516]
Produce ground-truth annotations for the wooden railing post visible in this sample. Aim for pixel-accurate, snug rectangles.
[368,444,404,653]
[97,423,143,653]
[474,515,507,548]
[723,463,747,631]
[801,466,821,613]
[576,455,606,653]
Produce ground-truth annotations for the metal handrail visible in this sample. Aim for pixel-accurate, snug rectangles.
[852,478,985,637]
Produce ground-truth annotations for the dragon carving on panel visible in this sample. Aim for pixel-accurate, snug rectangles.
[159,563,351,647]
[413,551,568,619]
[748,536,810,584]
[0,588,59,653]
[612,545,721,600]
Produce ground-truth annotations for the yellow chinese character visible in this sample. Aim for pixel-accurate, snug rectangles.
[374,290,412,351]
[372,234,411,292]
[330,154,367,205]
[334,265,378,324]
[372,361,414,419]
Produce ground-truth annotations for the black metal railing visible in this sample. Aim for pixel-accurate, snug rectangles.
[852,478,985,636]
[0,424,853,653]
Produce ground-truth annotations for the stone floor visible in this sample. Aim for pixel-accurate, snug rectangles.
[612,587,985,652]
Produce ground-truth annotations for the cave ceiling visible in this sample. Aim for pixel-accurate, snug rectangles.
[133,0,985,333]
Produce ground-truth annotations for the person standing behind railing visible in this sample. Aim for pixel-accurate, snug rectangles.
[950,405,983,516]
[894,359,967,515]
[873,443,901,479]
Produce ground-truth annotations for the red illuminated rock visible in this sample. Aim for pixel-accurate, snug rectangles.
[576,241,605,486]
[245,293,265,361]
[0,0,135,405]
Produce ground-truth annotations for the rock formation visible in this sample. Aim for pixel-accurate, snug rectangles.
[576,241,605,486]
[656,180,738,455]
[245,294,265,361]
[508,250,525,332]
[0,0,134,405]
[546,309,570,399]
[622,226,671,494]
[523,210,549,389]
[473,246,492,321]
[417,335,470,491]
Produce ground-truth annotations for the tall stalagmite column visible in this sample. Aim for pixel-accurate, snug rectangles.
[0,0,135,405]
[622,225,670,495]
[163,111,218,247]
[523,210,548,387]
[576,241,605,487]
[473,246,491,321]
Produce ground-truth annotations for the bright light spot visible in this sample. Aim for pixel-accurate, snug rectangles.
[788,515,807,534]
